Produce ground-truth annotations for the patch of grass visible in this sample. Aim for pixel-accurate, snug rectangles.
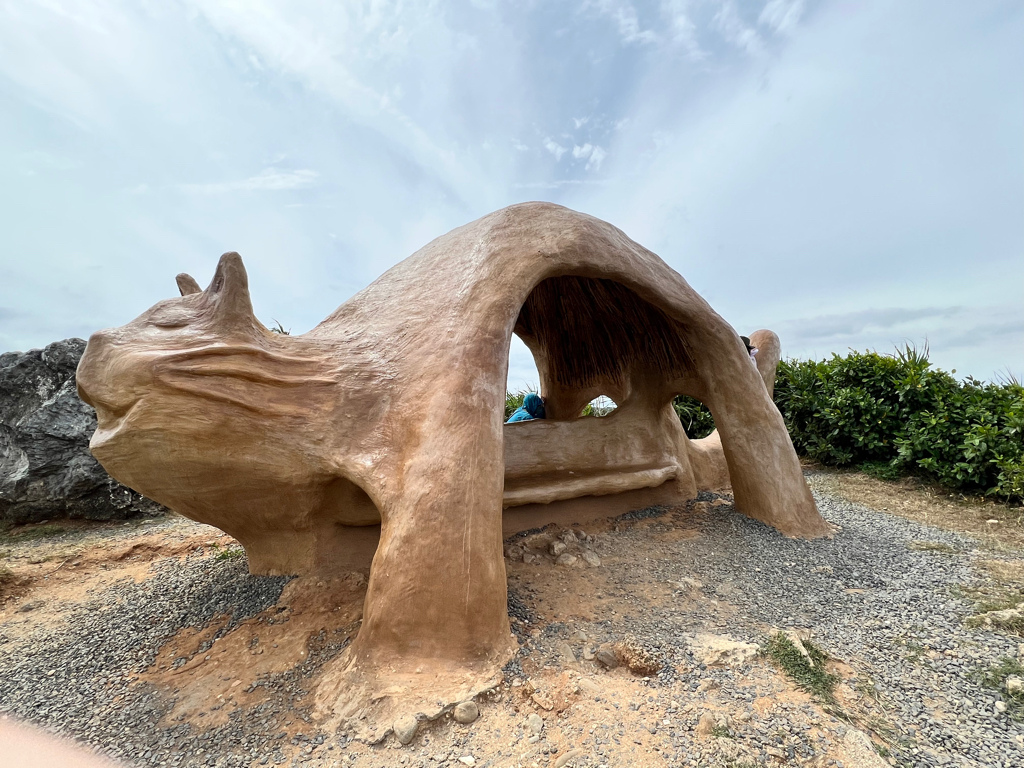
[710,723,732,738]
[966,607,1024,634]
[907,540,958,554]
[860,460,903,482]
[214,547,245,561]
[763,632,839,704]
[976,657,1024,720]
[0,524,68,543]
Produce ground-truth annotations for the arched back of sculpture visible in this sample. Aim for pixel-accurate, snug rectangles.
[76,202,827,738]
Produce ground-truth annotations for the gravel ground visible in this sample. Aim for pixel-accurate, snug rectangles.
[2,478,1023,768]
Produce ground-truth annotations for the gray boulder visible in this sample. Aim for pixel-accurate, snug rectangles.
[0,338,166,525]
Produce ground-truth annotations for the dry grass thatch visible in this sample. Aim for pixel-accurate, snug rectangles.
[514,276,693,389]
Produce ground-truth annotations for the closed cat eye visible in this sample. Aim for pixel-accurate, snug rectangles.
[149,308,191,328]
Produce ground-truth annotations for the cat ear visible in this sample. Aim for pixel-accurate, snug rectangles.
[176,273,201,296]
[206,252,255,326]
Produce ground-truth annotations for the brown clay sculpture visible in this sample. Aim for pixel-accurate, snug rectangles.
[76,202,827,739]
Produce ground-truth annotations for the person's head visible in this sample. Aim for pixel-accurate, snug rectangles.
[523,392,546,419]
[740,335,753,354]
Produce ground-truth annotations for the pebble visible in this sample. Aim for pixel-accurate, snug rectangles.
[580,550,601,567]
[393,714,419,745]
[453,701,479,725]
[526,713,544,735]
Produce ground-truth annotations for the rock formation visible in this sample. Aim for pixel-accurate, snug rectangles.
[0,339,164,526]
[75,202,827,738]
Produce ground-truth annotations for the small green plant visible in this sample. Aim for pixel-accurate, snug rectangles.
[269,319,291,335]
[975,657,1024,720]
[214,547,245,561]
[0,565,15,585]
[710,723,732,738]
[763,632,839,703]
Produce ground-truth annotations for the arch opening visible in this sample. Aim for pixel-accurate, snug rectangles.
[502,274,699,521]
[581,394,618,418]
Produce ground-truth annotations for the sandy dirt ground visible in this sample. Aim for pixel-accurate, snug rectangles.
[2,471,1022,768]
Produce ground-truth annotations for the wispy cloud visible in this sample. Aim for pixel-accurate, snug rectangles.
[660,0,706,60]
[543,138,567,161]
[513,179,611,190]
[571,143,608,171]
[782,306,963,341]
[712,0,763,55]
[584,0,658,45]
[759,0,806,36]
[181,168,318,195]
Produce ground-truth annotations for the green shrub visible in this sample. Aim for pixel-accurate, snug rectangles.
[673,395,716,439]
[774,345,1023,504]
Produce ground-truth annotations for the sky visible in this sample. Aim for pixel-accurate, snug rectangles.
[1,0,1021,389]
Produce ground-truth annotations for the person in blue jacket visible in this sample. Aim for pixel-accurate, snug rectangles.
[506,392,546,423]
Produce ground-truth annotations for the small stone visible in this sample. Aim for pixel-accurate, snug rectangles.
[595,648,619,669]
[549,541,567,557]
[553,749,584,768]
[842,729,889,767]
[580,550,601,567]
[555,553,578,567]
[393,714,419,745]
[527,713,544,734]
[16,601,44,613]
[695,713,716,736]
[458,757,475,766]
[557,642,577,665]
[453,700,479,724]
[582,645,596,661]
[1006,675,1024,695]
[995,701,1008,714]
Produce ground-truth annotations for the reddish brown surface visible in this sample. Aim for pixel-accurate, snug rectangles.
[75,203,825,735]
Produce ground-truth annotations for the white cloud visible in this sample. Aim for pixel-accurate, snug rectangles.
[181,168,319,195]
[585,0,658,45]
[572,143,594,160]
[572,143,608,171]
[712,0,763,55]
[544,138,567,161]
[759,0,806,36]
[660,0,706,60]
[587,145,607,170]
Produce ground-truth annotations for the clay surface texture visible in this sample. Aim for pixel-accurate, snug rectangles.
[76,202,826,738]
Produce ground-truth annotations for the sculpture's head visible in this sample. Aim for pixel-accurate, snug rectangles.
[76,252,328,517]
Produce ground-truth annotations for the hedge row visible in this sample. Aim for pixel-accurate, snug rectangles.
[773,347,1023,503]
